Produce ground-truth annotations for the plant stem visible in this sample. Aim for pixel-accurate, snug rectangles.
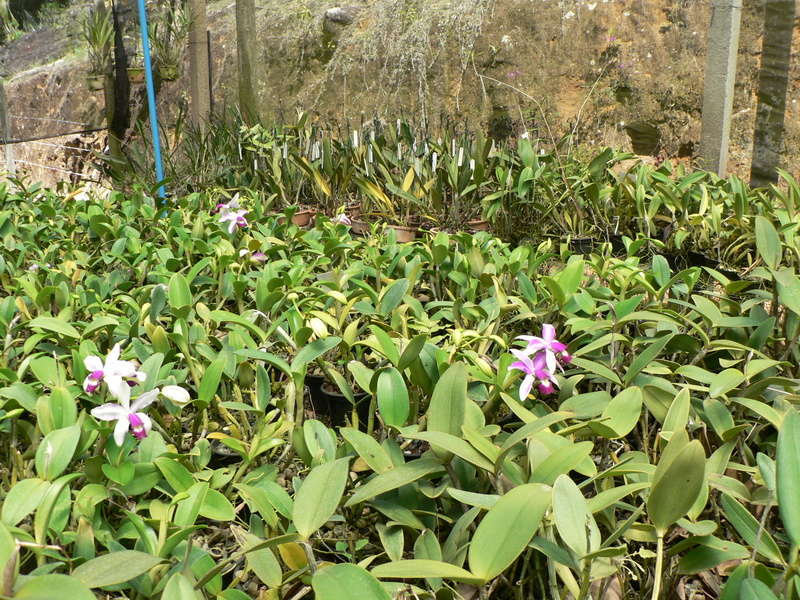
[651,534,664,600]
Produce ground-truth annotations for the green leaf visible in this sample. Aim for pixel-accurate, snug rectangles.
[772,268,800,316]
[14,575,95,600]
[662,388,691,435]
[570,357,621,385]
[709,369,745,398]
[405,431,494,472]
[624,334,673,384]
[244,533,282,588]
[341,428,393,474]
[372,560,482,585]
[35,424,80,481]
[292,457,350,539]
[468,483,551,582]
[313,564,391,600]
[345,458,445,507]
[198,355,226,406]
[291,337,342,372]
[162,572,202,600]
[168,273,192,311]
[741,578,780,600]
[200,489,235,521]
[27,316,80,339]
[755,216,781,270]
[777,410,800,548]
[647,440,706,534]
[377,524,404,562]
[398,334,427,371]
[590,387,642,438]
[553,474,594,557]
[376,368,409,428]
[426,362,467,437]
[1,478,51,526]
[378,279,409,317]
[71,550,164,587]
[530,441,594,486]
[154,456,194,492]
[720,494,784,565]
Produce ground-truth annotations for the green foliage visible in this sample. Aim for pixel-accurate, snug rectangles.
[0,177,796,599]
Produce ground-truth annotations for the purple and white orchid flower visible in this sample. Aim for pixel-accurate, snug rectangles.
[517,323,572,373]
[509,349,560,399]
[332,212,352,226]
[90,388,159,445]
[219,208,249,234]
[83,343,146,398]
[214,196,249,234]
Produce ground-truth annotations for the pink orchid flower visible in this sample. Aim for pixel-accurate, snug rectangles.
[517,324,572,373]
[509,349,559,399]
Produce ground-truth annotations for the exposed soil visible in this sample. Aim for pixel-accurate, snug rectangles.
[2,0,800,185]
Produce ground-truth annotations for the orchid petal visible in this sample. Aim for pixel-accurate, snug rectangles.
[105,376,131,407]
[519,374,534,400]
[131,389,160,412]
[91,403,127,421]
[542,324,556,342]
[161,385,191,406]
[106,343,122,365]
[509,360,530,373]
[545,351,558,374]
[84,355,103,372]
[113,417,129,447]
[136,412,153,437]
[551,341,567,352]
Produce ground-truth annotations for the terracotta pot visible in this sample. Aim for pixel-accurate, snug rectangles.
[292,209,316,227]
[350,219,370,236]
[468,219,490,232]
[279,209,316,227]
[387,224,418,243]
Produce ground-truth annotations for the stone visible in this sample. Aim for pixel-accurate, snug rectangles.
[324,6,362,26]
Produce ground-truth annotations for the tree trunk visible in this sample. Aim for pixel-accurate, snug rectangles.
[750,0,795,187]
[235,0,258,124]
[187,0,210,129]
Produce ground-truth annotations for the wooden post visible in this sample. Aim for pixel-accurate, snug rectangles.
[187,0,210,129]
[0,80,13,175]
[700,0,742,177]
[750,0,795,187]
[235,0,258,124]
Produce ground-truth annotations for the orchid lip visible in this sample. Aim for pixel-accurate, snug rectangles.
[128,413,147,440]
[89,370,104,380]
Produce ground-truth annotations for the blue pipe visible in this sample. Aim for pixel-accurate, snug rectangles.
[135,0,166,202]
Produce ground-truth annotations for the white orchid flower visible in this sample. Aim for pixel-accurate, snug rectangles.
[83,343,146,403]
[91,388,160,445]
[161,385,191,406]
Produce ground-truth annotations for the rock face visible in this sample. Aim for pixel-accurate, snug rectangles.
[324,6,362,26]
[3,0,800,179]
